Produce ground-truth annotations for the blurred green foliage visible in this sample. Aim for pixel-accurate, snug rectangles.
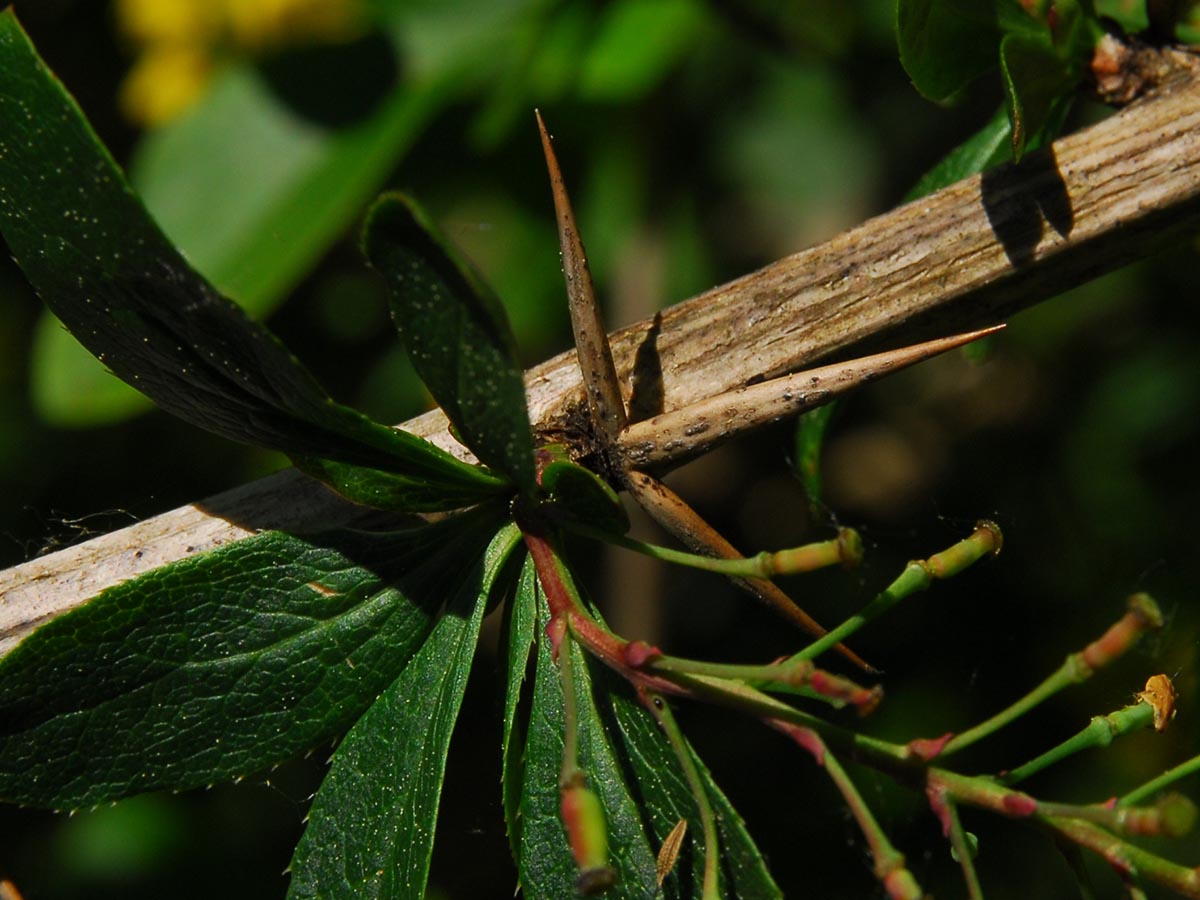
[1,0,1198,897]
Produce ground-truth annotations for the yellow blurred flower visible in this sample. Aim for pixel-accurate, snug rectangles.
[115,0,222,45]
[223,0,365,51]
[115,0,366,126]
[118,43,213,126]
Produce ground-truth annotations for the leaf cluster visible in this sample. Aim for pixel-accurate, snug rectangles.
[897,0,1197,161]
[0,11,778,897]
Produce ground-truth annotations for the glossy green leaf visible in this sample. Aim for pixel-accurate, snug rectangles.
[287,522,520,900]
[518,579,780,898]
[0,13,504,509]
[501,554,538,868]
[363,193,536,493]
[896,0,1045,102]
[904,104,1012,202]
[896,0,1004,102]
[0,507,506,809]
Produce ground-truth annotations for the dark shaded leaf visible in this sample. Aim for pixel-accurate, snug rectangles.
[501,555,538,869]
[606,690,783,899]
[293,455,505,514]
[896,0,1045,102]
[286,523,521,900]
[363,193,536,493]
[0,507,506,809]
[0,12,503,509]
[539,452,629,537]
[518,610,659,898]
[518,580,780,898]
[1000,33,1074,159]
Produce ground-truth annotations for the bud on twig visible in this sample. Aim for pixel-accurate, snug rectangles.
[561,774,616,895]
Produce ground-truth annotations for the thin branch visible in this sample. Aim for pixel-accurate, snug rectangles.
[4,68,1200,654]
[624,469,872,671]
[938,593,1163,758]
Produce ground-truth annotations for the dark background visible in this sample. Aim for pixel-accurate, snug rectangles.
[1,1,1197,897]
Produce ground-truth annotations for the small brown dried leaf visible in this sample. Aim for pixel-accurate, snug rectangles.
[656,818,688,886]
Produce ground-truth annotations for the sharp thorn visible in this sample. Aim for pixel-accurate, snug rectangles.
[536,110,628,442]
[620,324,1006,469]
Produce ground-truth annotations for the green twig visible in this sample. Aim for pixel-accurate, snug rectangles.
[1002,702,1155,785]
[671,672,913,770]
[929,785,984,900]
[644,693,721,900]
[940,594,1162,758]
[948,799,984,900]
[1036,794,1197,839]
[775,723,923,900]
[931,769,1200,898]
[648,654,882,714]
[793,521,1001,664]
[565,524,861,580]
[1122,752,1200,806]
[1044,815,1200,898]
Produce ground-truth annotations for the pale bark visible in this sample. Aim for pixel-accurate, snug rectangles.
[3,64,1200,656]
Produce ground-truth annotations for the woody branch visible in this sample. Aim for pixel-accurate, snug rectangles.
[2,63,1199,654]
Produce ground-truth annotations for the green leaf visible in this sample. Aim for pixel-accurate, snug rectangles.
[1094,0,1149,32]
[1000,32,1073,160]
[518,586,780,898]
[363,193,536,493]
[0,12,504,509]
[538,450,630,537]
[896,0,1004,102]
[896,0,1045,103]
[30,53,449,426]
[793,402,838,512]
[287,522,521,900]
[576,0,706,101]
[501,554,538,869]
[519,612,660,898]
[30,312,155,426]
[1179,0,1200,43]
[903,104,1013,202]
[292,456,506,514]
[605,690,783,899]
[0,506,507,809]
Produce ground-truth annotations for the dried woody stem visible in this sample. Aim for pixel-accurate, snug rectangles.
[4,66,1200,654]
